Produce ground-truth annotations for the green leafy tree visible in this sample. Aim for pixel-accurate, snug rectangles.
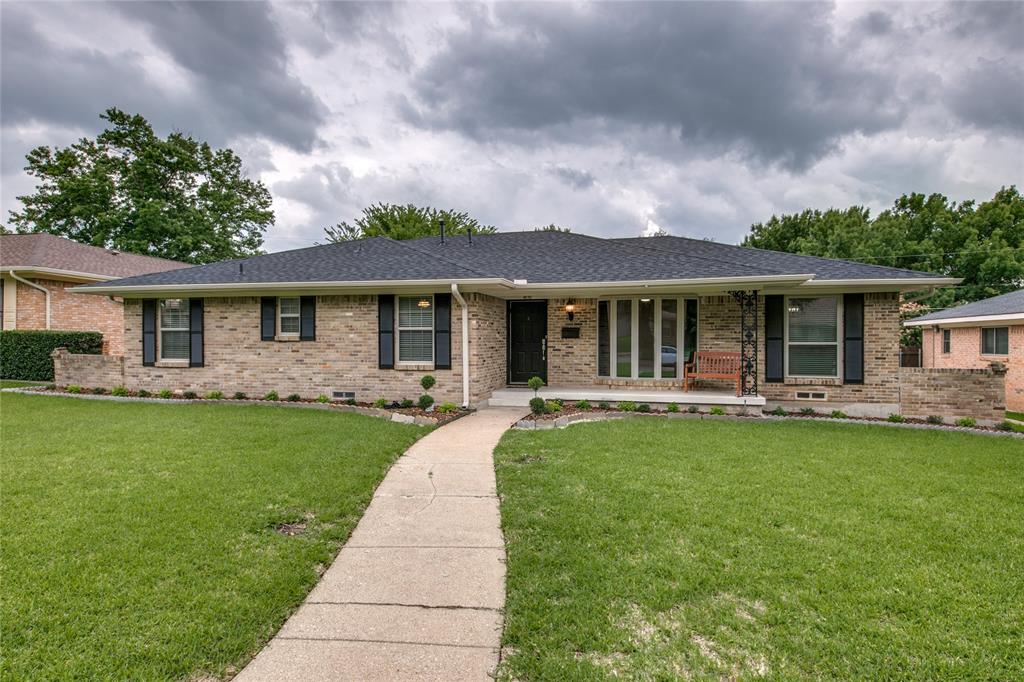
[325,203,497,242]
[743,187,1024,325]
[8,108,273,264]
[534,223,571,232]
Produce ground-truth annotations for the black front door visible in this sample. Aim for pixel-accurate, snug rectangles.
[508,300,547,384]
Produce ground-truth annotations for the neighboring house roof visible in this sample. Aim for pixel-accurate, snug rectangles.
[73,230,958,296]
[905,288,1024,327]
[1,233,187,280]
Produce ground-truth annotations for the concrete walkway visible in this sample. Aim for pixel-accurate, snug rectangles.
[236,407,527,681]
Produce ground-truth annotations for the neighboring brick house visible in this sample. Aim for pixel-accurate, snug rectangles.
[1,234,187,354]
[906,289,1024,412]
[58,230,1005,422]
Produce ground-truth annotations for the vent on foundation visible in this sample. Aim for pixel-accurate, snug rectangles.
[331,390,355,400]
[795,391,827,401]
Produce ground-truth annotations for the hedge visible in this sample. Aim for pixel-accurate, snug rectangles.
[0,330,103,381]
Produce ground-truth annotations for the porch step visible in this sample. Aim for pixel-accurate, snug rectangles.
[487,387,765,408]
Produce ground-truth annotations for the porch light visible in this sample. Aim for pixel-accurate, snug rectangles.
[565,300,575,321]
[640,298,652,302]
[417,298,432,309]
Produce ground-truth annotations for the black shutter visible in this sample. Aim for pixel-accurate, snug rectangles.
[142,299,157,366]
[434,293,452,369]
[189,298,204,367]
[765,295,784,382]
[261,297,276,341]
[300,296,316,341]
[378,295,395,369]
[843,293,864,384]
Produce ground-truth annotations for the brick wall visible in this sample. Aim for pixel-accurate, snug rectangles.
[52,347,125,387]
[467,293,507,403]
[899,367,1006,424]
[13,278,125,354]
[922,325,1024,412]
[547,298,597,385]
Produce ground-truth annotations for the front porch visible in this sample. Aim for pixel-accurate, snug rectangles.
[486,385,766,408]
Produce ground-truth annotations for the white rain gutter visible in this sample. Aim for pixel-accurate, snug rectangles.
[451,283,470,408]
[9,271,51,328]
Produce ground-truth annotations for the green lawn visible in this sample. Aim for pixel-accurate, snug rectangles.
[495,418,1024,680]
[0,379,48,388]
[1,394,426,680]
[1007,411,1024,422]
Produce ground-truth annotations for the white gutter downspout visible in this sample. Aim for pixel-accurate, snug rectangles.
[451,283,470,408]
[10,271,50,329]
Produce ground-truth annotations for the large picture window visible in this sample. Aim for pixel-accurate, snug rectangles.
[159,299,190,360]
[786,296,839,377]
[598,297,697,379]
[397,295,434,363]
[981,327,1008,355]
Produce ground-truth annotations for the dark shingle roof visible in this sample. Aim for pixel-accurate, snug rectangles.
[0,233,187,278]
[77,230,950,290]
[910,289,1024,323]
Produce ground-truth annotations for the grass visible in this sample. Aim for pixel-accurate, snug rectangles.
[1,394,426,680]
[495,418,1024,680]
[1007,411,1024,422]
[0,379,48,388]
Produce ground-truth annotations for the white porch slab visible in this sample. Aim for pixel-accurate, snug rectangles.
[486,386,766,407]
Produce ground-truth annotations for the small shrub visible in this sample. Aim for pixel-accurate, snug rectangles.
[770,406,787,416]
[418,394,435,410]
[687,405,699,414]
[887,413,905,423]
[710,406,726,416]
[344,397,357,405]
[618,401,637,412]
[315,394,329,403]
[182,390,198,400]
[544,400,562,413]
[636,403,651,413]
[66,385,82,394]
[263,390,279,402]
[137,389,151,398]
[111,385,129,397]
[926,415,944,425]
[666,402,679,413]
[598,401,611,410]
[286,393,301,402]
[205,390,224,400]
[830,409,847,419]
[995,420,1013,431]
[373,397,388,409]
[158,389,173,399]
[400,398,414,408]
[799,407,815,415]
[529,397,546,415]
[233,391,247,400]
[955,416,977,428]
[575,399,591,410]
[527,375,545,394]
[92,387,107,395]
[437,401,458,414]
[420,375,436,391]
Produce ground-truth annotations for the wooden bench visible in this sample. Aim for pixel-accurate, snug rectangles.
[683,351,743,396]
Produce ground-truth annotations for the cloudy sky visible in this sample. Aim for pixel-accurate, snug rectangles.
[2,1,1022,252]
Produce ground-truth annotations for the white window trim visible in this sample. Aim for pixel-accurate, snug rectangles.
[597,296,695,380]
[396,294,435,365]
[784,295,843,379]
[277,296,301,338]
[158,298,190,362]
[980,326,1009,356]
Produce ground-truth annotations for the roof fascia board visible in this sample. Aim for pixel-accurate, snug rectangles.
[904,312,1024,327]
[69,277,515,296]
[1,266,113,282]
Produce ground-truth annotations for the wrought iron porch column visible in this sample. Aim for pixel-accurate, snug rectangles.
[729,290,758,396]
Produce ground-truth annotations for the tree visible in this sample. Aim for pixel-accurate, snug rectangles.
[533,224,571,232]
[325,203,497,242]
[8,108,273,264]
[742,187,1024,323]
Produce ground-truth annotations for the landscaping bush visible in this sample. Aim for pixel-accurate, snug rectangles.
[666,402,679,413]
[418,394,435,410]
[111,385,129,397]
[286,394,301,402]
[315,394,329,403]
[137,389,151,398]
[66,385,82,394]
[92,387,107,395]
[529,397,546,415]
[687,405,699,414]
[400,398,414,408]
[527,376,545,395]
[233,391,247,400]
[636,403,651,413]
[598,401,611,410]
[205,390,224,400]
[955,416,977,428]
[0,330,103,381]
[182,391,198,400]
[887,413,906,423]
[158,389,173,399]
[618,401,637,412]
[436,402,458,414]
[544,400,562,414]
[800,407,816,415]
[770,406,787,416]
[420,375,436,391]
[830,409,847,419]
[344,398,357,405]
[575,400,591,410]
[926,415,944,425]
[710,406,726,416]
[373,397,388,409]
[263,391,279,401]
[995,421,1013,431]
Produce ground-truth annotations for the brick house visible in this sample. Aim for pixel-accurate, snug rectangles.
[59,231,1006,422]
[1,233,187,354]
[906,289,1024,412]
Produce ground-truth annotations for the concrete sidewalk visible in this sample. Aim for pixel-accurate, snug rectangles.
[236,407,526,681]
